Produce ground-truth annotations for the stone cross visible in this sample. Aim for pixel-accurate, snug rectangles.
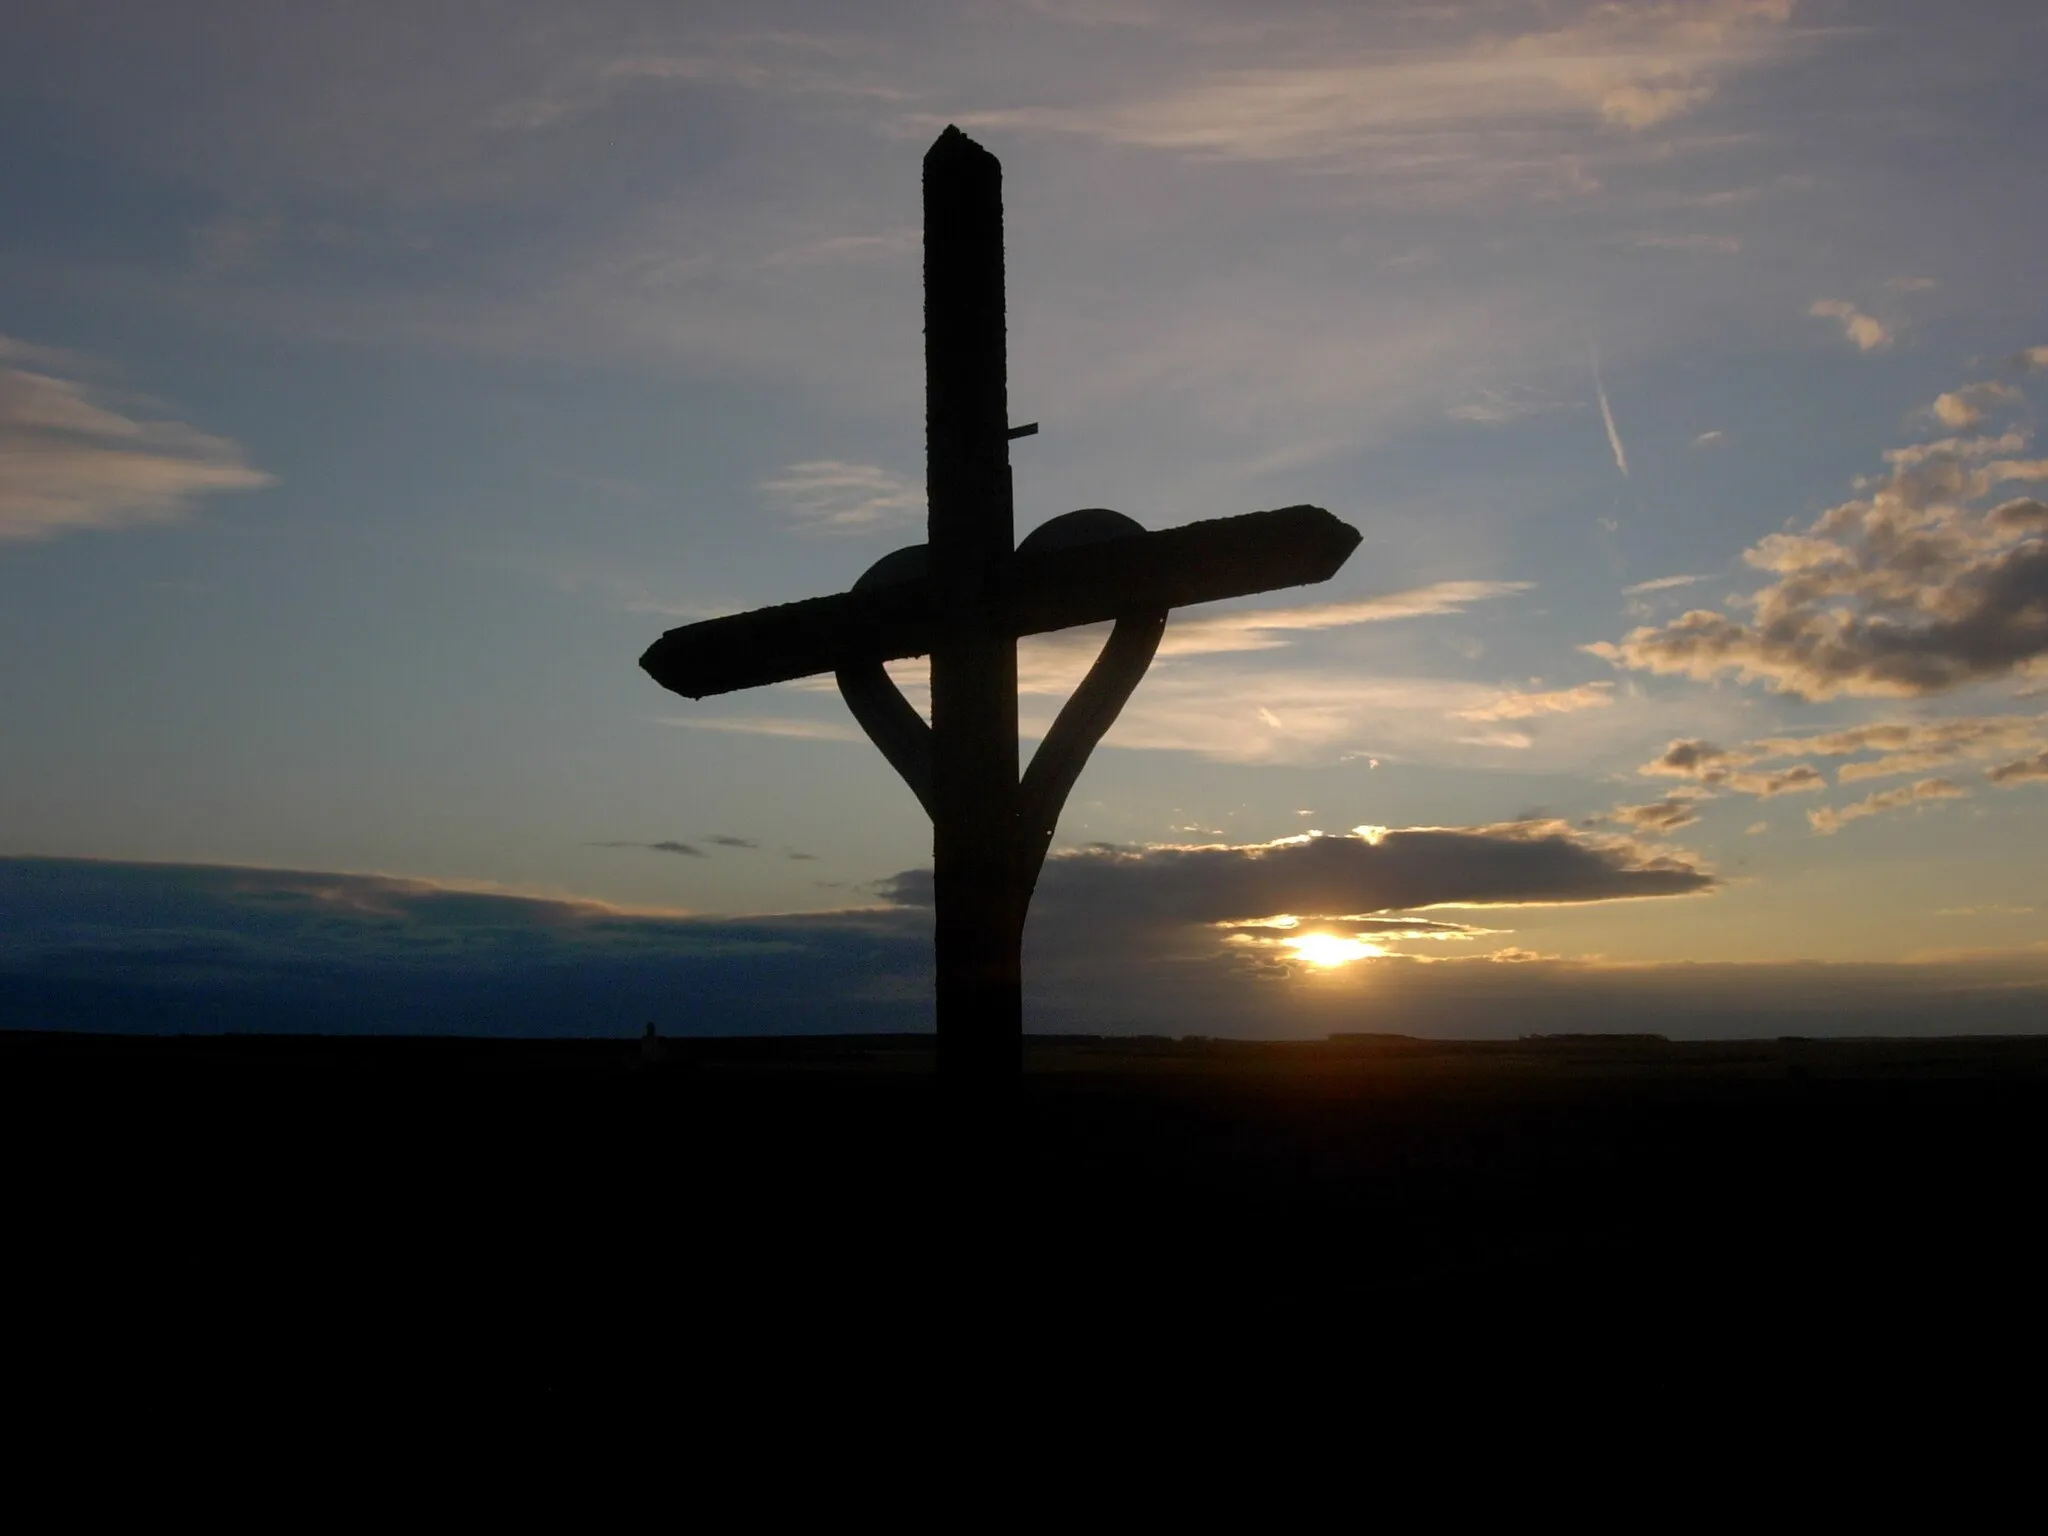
[640,127,1359,1081]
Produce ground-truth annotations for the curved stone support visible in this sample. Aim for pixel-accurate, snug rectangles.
[835,546,937,819]
[1014,511,1168,898]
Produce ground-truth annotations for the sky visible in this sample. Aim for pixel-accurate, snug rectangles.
[4,0,2047,1038]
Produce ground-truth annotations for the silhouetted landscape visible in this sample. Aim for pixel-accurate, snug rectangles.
[12,1029,2043,1326]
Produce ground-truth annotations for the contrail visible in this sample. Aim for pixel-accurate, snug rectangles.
[1591,346,1629,478]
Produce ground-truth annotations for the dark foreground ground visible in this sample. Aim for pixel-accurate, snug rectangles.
[7,1029,2044,1401]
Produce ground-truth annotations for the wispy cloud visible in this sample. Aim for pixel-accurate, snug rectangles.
[1635,739,1823,798]
[1986,750,2048,785]
[760,460,922,533]
[659,716,860,742]
[830,654,1646,768]
[1446,385,1571,424]
[1750,715,2048,784]
[491,35,907,133]
[1,338,273,543]
[1153,581,1533,660]
[1455,682,1614,722]
[1598,796,1705,833]
[943,0,1797,188]
[1809,778,1966,835]
[593,840,707,858]
[1636,717,2048,813]
[1624,573,1709,595]
[1592,347,1629,477]
[764,229,919,268]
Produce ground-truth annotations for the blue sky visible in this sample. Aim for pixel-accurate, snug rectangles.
[4,0,2046,1035]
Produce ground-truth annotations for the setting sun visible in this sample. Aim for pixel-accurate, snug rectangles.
[1285,932,1385,969]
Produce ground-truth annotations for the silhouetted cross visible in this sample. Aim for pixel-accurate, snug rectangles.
[640,127,1359,1080]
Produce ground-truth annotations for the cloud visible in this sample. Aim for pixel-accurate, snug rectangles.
[1,342,273,543]
[1735,764,1825,797]
[1809,299,1892,351]
[811,580,1543,766]
[1692,431,1725,448]
[593,840,707,858]
[1808,777,1966,835]
[1604,797,1703,832]
[1932,381,2021,432]
[1589,365,2048,698]
[1641,739,1738,780]
[876,822,1715,1010]
[795,646,1669,774]
[706,835,760,850]
[0,856,931,1037]
[1027,665,1599,766]
[765,229,919,268]
[1149,581,1534,661]
[945,0,1795,186]
[1635,739,1821,796]
[1638,716,2048,804]
[660,715,860,742]
[491,34,907,132]
[880,821,1715,931]
[759,460,922,533]
[1986,750,2048,785]
[1592,347,1629,477]
[1454,682,1614,721]
[1625,573,1710,594]
[1446,386,1571,424]
[1751,714,2048,783]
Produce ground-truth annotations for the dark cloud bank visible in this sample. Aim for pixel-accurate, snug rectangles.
[4,833,2043,1038]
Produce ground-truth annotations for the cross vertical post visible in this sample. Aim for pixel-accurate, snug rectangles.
[924,127,1021,1082]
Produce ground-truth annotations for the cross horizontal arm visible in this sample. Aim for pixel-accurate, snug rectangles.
[640,504,1359,699]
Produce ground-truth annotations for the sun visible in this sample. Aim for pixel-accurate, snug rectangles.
[1285,931,1385,970]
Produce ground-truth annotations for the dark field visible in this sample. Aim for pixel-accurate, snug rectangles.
[8,1027,2044,1414]
[9,1029,2044,1310]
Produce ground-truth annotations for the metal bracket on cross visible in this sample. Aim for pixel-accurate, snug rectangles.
[638,126,1360,1078]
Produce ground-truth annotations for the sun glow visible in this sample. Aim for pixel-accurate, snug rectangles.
[1285,931,1386,969]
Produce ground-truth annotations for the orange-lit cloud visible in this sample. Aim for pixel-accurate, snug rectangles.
[1808,777,1966,835]
[1454,682,1614,722]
